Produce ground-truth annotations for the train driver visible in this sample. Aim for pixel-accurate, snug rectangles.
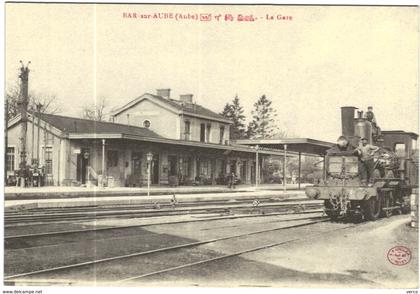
[356,137,380,184]
[327,136,357,155]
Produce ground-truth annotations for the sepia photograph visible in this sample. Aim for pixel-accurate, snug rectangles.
[3,2,419,291]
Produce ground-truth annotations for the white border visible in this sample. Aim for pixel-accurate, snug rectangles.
[1,2,419,294]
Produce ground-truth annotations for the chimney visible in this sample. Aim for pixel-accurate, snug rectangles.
[341,106,356,137]
[156,88,171,99]
[180,94,193,104]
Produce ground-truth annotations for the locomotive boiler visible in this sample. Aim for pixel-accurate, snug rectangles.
[305,106,418,221]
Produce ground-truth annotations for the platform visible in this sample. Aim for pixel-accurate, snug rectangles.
[5,189,307,211]
[4,183,309,200]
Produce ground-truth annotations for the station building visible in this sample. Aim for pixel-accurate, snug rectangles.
[6,89,287,187]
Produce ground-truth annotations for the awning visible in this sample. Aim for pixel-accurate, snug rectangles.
[67,133,289,157]
[235,138,334,156]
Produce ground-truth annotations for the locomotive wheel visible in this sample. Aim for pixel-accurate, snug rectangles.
[324,200,340,221]
[325,210,340,221]
[380,192,393,218]
[401,201,411,214]
[363,196,381,221]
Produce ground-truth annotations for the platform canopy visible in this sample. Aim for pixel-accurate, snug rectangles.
[235,138,334,156]
[235,138,334,191]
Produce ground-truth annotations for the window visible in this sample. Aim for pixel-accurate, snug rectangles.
[44,146,53,174]
[412,139,418,151]
[200,123,205,142]
[219,126,225,144]
[184,120,191,140]
[180,157,191,177]
[6,147,15,172]
[199,159,211,176]
[395,143,406,157]
[206,123,211,142]
[240,161,247,180]
[107,150,119,167]
[143,120,151,128]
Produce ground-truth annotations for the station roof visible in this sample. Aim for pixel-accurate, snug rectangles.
[9,113,286,157]
[68,133,289,157]
[38,113,163,138]
[235,138,334,156]
[382,130,418,139]
[9,113,328,157]
[111,93,231,124]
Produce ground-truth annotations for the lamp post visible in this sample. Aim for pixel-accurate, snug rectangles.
[283,144,287,193]
[146,152,153,197]
[36,103,42,165]
[255,145,259,188]
[101,139,106,188]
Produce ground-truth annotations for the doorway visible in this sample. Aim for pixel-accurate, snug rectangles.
[168,155,177,176]
[132,152,142,176]
[151,154,160,184]
[251,162,256,184]
[230,160,237,175]
[240,160,247,182]
[76,148,90,184]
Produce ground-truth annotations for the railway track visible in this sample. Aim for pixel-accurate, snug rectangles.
[114,220,366,285]
[5,216,330,284]
[5,210,323,241]
[5,218,370,285]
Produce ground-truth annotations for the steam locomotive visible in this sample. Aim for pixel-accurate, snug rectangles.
[305,106,418,221]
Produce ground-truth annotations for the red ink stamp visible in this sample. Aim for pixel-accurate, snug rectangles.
[200,13,212,21]
[387,246,411,266]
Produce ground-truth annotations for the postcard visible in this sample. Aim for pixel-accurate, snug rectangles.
[3,2,419,292]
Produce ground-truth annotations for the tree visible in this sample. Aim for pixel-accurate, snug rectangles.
[6,83,61,119]
[247,95,279,139]
[220,95,246,139]
[301,156,323,183]
[287,158,299,178]
[80,97,109,121]
[262,157,282,183]
[271,129,289,139]
[262,157,300,183]
[29,93,61,114]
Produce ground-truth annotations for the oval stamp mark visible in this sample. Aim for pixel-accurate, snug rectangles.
[387,246,411,266]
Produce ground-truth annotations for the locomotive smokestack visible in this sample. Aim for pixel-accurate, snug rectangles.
[341,106,356,137]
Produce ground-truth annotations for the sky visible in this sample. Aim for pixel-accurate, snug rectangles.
[5,4,419,142]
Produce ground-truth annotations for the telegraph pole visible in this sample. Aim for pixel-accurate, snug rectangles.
[36,103,42,163]
[5,100,8,183]
[17,61,30,187]
[31,105,35,164]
